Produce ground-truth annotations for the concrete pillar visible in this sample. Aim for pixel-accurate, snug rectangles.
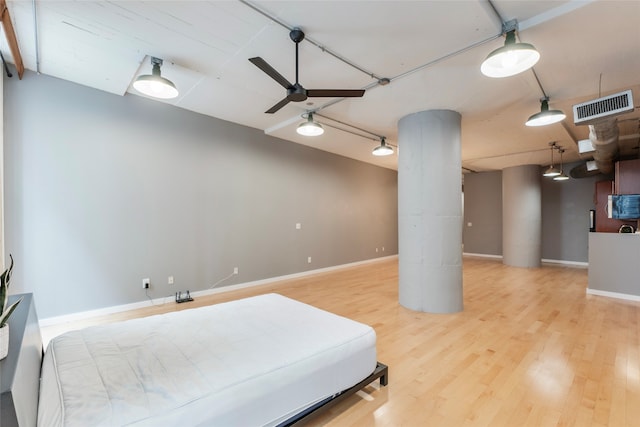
[502,165,541,267]
[398,110,463,313]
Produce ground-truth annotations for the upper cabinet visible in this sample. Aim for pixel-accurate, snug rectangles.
[615,159,640,195]
[594,159,640,233]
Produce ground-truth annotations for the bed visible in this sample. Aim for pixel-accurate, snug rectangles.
[37,293,387,426]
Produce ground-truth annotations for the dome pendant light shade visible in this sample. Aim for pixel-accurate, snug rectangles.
[526,98,566,127]
[296,113,324,136]
[372,137,394,156]
[543,165,561,177]
[133,57,179,99]
[480,30,540,78]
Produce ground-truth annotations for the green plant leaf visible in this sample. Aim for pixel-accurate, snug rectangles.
[0,298,21,328]
[0,279,6,317]
[0,254,15,320]
[0,254,14,287]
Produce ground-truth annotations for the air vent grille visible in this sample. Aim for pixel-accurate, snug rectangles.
[573,90,634,124]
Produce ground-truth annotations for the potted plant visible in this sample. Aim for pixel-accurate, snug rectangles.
[0,255,20,360]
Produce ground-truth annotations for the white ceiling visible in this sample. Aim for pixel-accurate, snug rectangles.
[2,0,639,173]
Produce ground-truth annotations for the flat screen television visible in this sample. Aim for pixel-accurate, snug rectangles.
[608,194,640,220]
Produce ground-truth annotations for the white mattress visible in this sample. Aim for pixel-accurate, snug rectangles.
[38,293,377,426]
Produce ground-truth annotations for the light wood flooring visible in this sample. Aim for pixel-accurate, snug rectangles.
[41,257,640,426]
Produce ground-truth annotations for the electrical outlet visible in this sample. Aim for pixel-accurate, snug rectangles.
[168,276,174,285]
[307,256,312,263]
[233,267,239,275]
[142,278,150,289]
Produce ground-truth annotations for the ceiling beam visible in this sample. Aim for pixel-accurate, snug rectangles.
[0,0,24,79]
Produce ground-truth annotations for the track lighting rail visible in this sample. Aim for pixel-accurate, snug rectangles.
[392,34,502,82]
[312,112,397,154]
[319,121,379,143]
[315,113,384,141]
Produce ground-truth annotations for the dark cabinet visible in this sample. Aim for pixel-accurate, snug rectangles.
[615,159,640,195]
[593,159,640,233]
[595,180,615,232]
[0,294,42,427]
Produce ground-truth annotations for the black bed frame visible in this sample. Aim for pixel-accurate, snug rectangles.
[278,361,389,427]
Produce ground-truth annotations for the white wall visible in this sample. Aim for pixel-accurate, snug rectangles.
[3,72,398,318]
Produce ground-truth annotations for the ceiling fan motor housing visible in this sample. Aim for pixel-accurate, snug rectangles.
[287,83,307,102]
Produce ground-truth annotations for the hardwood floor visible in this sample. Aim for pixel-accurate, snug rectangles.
[41,257,640,426]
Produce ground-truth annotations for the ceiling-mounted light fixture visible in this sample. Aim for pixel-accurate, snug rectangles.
[372,137,394,156]
[480,23,540,78]
[526,97,566,127]
[296,112,324,136]
[133,57,179,99]
[553,148,570,181]
[543,142,561,177]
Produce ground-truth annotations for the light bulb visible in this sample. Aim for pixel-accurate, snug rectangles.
[500,50,518,69]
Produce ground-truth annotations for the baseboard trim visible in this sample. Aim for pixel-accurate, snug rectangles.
[541,258,589,268]
[39,255,398,327]
[463,252,503,260]
[586,288,640,302]
[462,253,587,268]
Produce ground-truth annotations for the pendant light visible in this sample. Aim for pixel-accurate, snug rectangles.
[133,57,179,99]
[480,29,540,78]
[553,148,570,181]
[543,142,561,177]
[296,112,324,136]
[372,137,394,156]
[526,97,566,126]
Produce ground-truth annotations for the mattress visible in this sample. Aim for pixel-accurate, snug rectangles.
[37,293,377,426]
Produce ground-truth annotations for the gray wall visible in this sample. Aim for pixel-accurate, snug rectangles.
[463,171,502,255]
[540,163,600,262]
[463,165,601,263]
[588,232,640,295]
[4,72,398,318]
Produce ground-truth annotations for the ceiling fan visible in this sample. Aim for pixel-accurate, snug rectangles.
[249,28,365,114]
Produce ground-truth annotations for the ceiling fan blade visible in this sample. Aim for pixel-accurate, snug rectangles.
[249,57,293,90]
[306,89,365,98]
[265,97,291,114]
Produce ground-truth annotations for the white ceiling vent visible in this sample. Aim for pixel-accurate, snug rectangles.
[573,89,634,125]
